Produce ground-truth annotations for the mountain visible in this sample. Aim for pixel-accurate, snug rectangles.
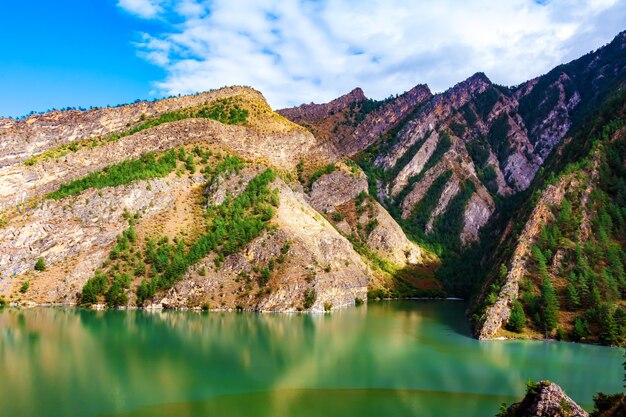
[279,30,626,343]
[474,72,626,343]
[0,86,434,311]
[280,31,626,254]
[1,31,625,342]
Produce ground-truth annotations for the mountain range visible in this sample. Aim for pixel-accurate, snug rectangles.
[1,30,625,345]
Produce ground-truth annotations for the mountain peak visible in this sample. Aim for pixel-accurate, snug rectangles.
[344,87,367,102]
[276,87,368,123]
[467,71,492,85]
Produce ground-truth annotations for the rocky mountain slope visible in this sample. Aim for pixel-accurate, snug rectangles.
[0,86,433,311]
[473,84,626,344]
[280,31,626,254]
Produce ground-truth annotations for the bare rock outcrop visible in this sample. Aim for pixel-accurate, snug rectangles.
[503,381,588,417]
[277,88,366,124]
[0,177,195,303]
[307,167,422,268]
[308,168,368,213]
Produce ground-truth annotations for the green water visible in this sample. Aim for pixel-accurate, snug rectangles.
[0,301,622,417]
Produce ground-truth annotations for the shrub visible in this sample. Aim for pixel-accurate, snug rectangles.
[331,212,345,222]
[34,257,46,271]
[304,289,316,309]
[365,219,379,236]
[307,164,337,188]
[260,267,271,286]
[81,273,108,305]
[19,281,30,294]
[324,302,333,312]
[280,242,291,254]
[105,276,128,307]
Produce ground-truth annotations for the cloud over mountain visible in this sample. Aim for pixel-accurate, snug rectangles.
[118,0,626,108]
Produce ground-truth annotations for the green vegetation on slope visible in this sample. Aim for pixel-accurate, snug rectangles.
[514,119,626,344]
[137,167,278,305]
[402,170,452,238]
[48,150,179,200]
[474,87,626,344]
[79,158,278,308]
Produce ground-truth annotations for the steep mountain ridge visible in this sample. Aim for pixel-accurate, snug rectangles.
[473,87,626,344]
[280,31,626,256]
[278,84,433,157]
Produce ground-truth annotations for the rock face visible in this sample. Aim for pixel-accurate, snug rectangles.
[279,31,626,249]
[477,181,568,339]
[307,165,422,268]
[160,179,371,312]
[278,84,433,157]
[503,381,588,417]
[277,87,367,124]
[308,168,369,214]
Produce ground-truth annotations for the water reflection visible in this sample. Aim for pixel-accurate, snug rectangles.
[0,302,621,417]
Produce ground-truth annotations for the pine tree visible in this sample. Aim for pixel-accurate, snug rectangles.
[599,304,618,345]
[506,300,526,333]
[532,246,549,280]
[540,278,559,334]
[571,317,588,341]
[557,199,576,236]
[499,263,508,280]
[566,283,580,311]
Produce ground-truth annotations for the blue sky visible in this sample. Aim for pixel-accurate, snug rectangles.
[1,0,625,117]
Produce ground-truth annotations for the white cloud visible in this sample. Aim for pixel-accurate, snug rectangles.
[119,0,626,108]
[118,0,164,19]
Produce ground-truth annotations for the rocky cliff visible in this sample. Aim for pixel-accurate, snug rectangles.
[280,31,626,252]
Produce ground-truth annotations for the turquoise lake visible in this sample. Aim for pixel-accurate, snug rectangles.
[0,301,622,417]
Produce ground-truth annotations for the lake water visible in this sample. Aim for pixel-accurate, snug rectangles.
[0,301,622,417]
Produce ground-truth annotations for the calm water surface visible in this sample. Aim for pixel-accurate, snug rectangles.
[0,301,621,417]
